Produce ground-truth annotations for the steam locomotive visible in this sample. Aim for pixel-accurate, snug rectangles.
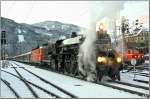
[11,24,123,81]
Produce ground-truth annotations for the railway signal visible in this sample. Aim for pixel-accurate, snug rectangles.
[1,30,6,45]
[131,58,137,78]
[1,30,7,69]
[1,31,7,60]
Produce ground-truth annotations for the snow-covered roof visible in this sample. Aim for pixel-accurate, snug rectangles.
[142,27,149,32]
[125,27,149,38]
[62,36,82,46]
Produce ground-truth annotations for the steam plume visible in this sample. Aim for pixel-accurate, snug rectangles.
[78,1,126,81]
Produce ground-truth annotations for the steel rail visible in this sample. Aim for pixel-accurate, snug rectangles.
[47,68,150,97]
[40,67,149,97]
[21,67,78,98]
[11,66,39,98]
[107,80,149,90]
[1,70,61,98]
[96,82,149,97]
[14,61,149,97]
[133,79,149,84]
[1,78,21,98]
[12,62,78,98]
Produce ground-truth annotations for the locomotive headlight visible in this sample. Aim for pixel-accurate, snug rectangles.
[117,57,122,63]
[99,24,104,30]
[97,57,106,63]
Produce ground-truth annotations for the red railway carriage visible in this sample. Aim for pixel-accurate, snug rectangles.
[12,44,51,66]
[31,45,50,65]
[31,47,44,62]
[13,52,31,62]
[124,49,144,65]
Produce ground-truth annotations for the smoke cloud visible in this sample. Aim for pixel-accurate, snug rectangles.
[78,1,126,81]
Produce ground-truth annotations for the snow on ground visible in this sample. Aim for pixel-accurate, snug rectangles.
[22,30,27,33]
[1,80,16,98]
[18,35,25,42]
[1,61,148,98]
[17,29,22,34]
[14,68,70,98]
[107,81,149,95]
[1,70,34,98]
[29,85,52,98]
[120,70,149,87]
[13,61,145,98]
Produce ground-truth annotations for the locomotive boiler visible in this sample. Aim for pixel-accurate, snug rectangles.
[49,32,84,75]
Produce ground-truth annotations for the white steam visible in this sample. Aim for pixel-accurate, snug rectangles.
[78,29,97,81]
[78,1,126,81]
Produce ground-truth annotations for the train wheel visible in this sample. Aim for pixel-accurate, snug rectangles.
[64,61,70,74]
[96,70,103,82]
[117,74,121,81]
[111,73,120,81]
[50,59,56,71]
[71,62,78,76]
[116,72,121,81]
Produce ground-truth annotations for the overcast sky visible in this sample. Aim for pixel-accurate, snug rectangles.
[1,1,149,28]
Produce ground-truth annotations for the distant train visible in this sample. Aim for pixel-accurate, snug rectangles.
[11,24,123,81]
[124,49,145,65]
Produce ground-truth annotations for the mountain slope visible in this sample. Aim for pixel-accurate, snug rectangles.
[1,17,82,57]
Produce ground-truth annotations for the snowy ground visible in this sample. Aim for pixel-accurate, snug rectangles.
[120,70,149,87]
[0,60,149,98]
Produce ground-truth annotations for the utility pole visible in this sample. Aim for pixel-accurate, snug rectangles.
[121,17,130,53]
[1,30,7,68]
[121,16,129,69]
[113,19,117,47]
[1,31,6,60]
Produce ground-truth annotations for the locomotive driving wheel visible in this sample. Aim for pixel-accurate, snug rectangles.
[70,61,78,76]
[96,66,106,82]
[96,70,104,82]
[50,59,56,71]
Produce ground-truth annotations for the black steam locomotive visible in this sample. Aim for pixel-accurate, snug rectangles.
[48,25,123,81]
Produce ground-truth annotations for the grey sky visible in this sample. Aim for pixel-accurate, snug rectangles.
[1,1,149,28]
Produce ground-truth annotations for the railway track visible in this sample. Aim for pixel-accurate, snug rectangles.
[13,61,149,97]
[11,66,39,98]
[1,78,20,98]
[134,73,149,77]
[2,70,63,98]
[97,82,149,97]
[133,79,149,84]
[9,62,78,98]
[107,80,149,90]
[51,70,149,97]
[106,80,149,97]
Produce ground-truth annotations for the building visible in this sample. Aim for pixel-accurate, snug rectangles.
[125,28,149,53]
